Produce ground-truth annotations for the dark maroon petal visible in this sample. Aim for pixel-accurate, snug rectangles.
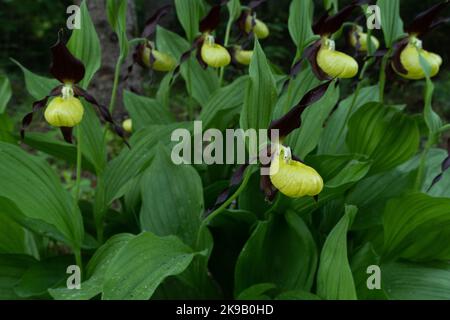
[313,0,370,35]
[429,17,450,33]
[304,40,331,81]
[260,174,278,201]
[405,1,449,35]
[60,127,73,144]
[391,37,409,75]
[142,5,172,38]
[20,86,62,140]
[50,31,85,84]
[74,86,130,148]
[428,138,450,191]
[206,164,249,215]
[196,46,208,69]
[269,81,333,138]
[199,2,225,33]
[170,37,204,84]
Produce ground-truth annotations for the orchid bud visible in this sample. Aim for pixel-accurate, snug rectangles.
[317,38,359,79]
[349,27,380,52]
[142,46,176,72]
[44,85,84,128]
[269,145,323,198]
[245,14,269,39]
[122,119,133,133]
[393,37,442,80]
[201,35,231,68]
[234,46,253,65]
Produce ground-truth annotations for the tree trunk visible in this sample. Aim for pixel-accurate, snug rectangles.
[78,0,141,117]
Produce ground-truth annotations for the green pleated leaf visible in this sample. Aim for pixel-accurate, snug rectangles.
[276,290,321,300]
[346,102,420,173]
[68,0,101,89]
[382,262,450,300]
[0,143,84,250]
[106,0,129,60]
[174,0,205,42]
[0,214,26,255]
[318,85,379,155]
[419,57,442,135]
[287,83,340,159]
[234,212,318,296]
[288,0,316,53]
[0,254,37,300]
[240,39,278,131]
[102,232,200,300]
[0,75,12,114]
[123,90,174,131]
[12,59,59,99]
[382,193,450,261]
[227,0,242,21]
[156,26,219,106]
[50,234,134,300]
[317,205,357,300]
[377,0,406,48]
[237,283,276,300]
[140,144,203,247]
[199,76,248,131]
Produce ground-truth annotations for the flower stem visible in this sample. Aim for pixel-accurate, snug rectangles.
[74,126,83,276]
[109,57,124,114]
[219,17,233,87]
[379,53,390,103]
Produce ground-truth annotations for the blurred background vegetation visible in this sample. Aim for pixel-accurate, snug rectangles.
[0,0,449,124]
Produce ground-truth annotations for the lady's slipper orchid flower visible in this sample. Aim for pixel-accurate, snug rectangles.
[139,41,176,72]
[21,33,127,144]
[317,38,359,79]
[393,37,442,80]
[122,119,133,133]
[244,13,269,39]
[391,1,448,80]
[349,26,380,52]
[270,145,323,198]
[201,35,231,68]
[233,46,254,65]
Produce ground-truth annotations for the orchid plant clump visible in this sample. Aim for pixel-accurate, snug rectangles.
[0,0,449,301]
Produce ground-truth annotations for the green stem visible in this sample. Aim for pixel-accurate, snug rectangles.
[379,54,390,103]
[73,126,83,276]
[219,17,233,87]
[109,57,124,114]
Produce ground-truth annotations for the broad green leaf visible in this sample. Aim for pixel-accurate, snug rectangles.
[318,85,379,155]
[156,73,172,109]
[288,0,316,53]
[234,212,317,296]
[50,234,134,300]
[106,0,129,60]
[12,59,59,99]
[123,90,174,131]
[0,255,37,300]
[382,193,450,261]
[227,0,242,21]
[317,205,357,300]
[237,283,276,300]
[174,0,205,42]
[102,232,200,300]
[23,132,96,173]
[324,0,338,12]
[0,214,26,254]
[199,76,249,131]
[346,102,419,173]
[140,144,203,247]
[273,65,320,120]
[429,169,450,198]
[14,256,73,298]
[377,0,405,48]
[240,40,278,131]
[382,262,450,300]
[0,75,12,113]
[68,0,102,89]
[156,26,219,106]
[276,290,321,300]
[287,83,340,158]
[0,143,84,250]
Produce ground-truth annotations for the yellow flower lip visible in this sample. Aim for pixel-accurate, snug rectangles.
[244,14,269,39]
[317,38,359,79]
[122,119,133,133]
[349,28,380,52]
[393,37,442,80]
[234,47,253,65]
[142,45,176,72]
[269,145,324,198]
[45,95,84,128]
[201,36,231,68]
